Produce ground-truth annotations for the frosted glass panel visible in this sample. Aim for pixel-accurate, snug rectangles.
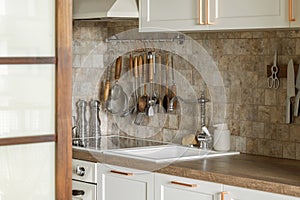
[0,65,55,138]
[0,0,55,56]
[0,142,55,200]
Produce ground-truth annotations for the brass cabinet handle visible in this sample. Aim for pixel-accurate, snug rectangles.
[197,0,211,25]
[198,0,202,24]
[289,0,296,21]
[110,170,133,176]
[170,181,197,188]
[221,191,229,200]
[205,0,209,25]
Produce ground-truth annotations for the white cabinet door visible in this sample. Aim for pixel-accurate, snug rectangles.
[139,0,210,32]
[155,173,222,200]
[99,164,154,200]
[139,0,297,32]
[210,0,289,30]
[290,0,300,27]
[223,185,300,200]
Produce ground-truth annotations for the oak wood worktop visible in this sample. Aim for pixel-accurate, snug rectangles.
[73,148,300,197]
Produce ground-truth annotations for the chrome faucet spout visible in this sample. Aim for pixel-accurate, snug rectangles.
[168,96,184,112]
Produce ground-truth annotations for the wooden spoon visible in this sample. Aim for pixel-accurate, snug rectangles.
[103,64,111,102]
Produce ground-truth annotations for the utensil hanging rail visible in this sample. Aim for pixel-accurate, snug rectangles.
[106,34,185,45]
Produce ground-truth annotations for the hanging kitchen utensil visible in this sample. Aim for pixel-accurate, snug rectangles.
[147,51,155,117]
[121,54,135,117]
[138,55,147,112]
[142,52,149,110]
[133,55,139,113]
[170,52,177,110]
[163,53,170,112]
[155,53,162,113]
[286,59,295,124]
[135,55,147,125]
[106,56,128,115]
[110,56,122,99]
[294,64,300,117]
[267,50,280,89]
[103,63,111,103]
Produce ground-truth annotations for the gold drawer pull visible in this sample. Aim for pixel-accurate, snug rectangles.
[289,0,296,21]
[110,170,133,176]
[198,0,211,25]
[171,181,197,188]
[221,191,229,200]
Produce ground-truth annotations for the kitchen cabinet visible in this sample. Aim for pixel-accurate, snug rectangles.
[155,173,222,200]
[98,164,154,200]
[139,0,300,32]
[223,185,300,200]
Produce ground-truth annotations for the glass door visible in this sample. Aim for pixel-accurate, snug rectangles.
[0,0,72,199]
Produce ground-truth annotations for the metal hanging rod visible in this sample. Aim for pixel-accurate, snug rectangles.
[106,34,185,45]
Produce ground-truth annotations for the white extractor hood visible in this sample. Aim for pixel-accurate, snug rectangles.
[73,0,139,19]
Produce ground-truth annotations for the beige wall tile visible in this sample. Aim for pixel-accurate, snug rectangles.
[72,21,300,160]
[246,138,258,154]
[240,121,252,137]
[296,143,300,160]
[283,142,296,159]
[252,122,265,139]
[263,140,283,158]
[296,39,300,55]
[236,136,246,153]
[265,89,277,105]
[290,125,300,142]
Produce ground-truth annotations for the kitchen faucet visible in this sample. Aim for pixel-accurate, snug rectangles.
[168,91,212,149]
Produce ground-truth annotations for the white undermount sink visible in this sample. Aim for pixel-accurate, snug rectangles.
[103,145,240,163]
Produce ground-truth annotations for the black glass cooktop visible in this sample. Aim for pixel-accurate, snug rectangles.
[72,135,168,151]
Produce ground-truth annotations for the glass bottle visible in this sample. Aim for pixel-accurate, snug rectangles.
[76,99,88,147]
[89,100,101,149]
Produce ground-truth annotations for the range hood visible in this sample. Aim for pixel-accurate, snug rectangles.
[73,0,139,19]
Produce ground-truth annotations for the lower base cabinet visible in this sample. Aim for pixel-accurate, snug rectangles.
[98,164,154,200]
[223,185,300,200]
[74,160,300,200]
[155,173,222,200]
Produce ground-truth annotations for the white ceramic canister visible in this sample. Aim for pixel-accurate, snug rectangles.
[213,124,230,152]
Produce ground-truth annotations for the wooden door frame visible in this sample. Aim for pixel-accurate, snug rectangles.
[56,0,72,199]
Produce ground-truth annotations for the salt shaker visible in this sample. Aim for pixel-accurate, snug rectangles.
[76,99,88,147]
[89,100,101,148]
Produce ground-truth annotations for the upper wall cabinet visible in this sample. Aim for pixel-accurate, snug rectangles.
[0,0,55,56]
[139,0,300,32]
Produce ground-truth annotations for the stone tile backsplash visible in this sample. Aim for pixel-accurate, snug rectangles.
[72,20,300,160]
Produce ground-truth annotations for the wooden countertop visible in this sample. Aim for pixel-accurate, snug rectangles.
[73,148,300,197]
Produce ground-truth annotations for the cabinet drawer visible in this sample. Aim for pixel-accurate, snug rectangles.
[99,164,154,200]
[223,185,300,200]
[72,159,97,183]
[155,173,222,200]
[72,180,97,200]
